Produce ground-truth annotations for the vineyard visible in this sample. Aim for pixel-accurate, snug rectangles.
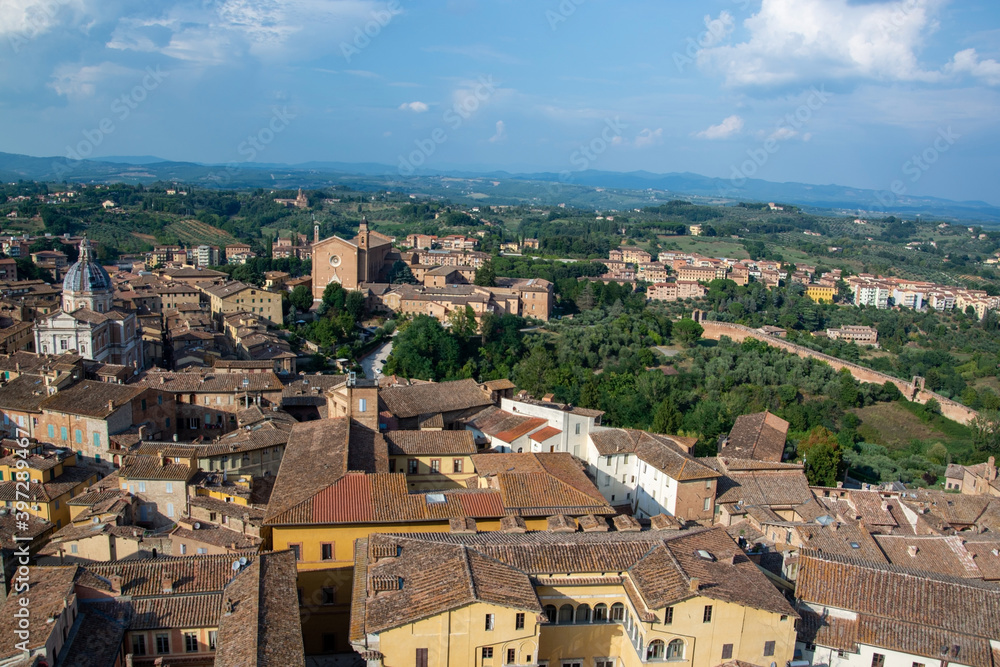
[165,219,238,246]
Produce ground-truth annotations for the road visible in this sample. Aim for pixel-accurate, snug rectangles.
[360,339,393,379]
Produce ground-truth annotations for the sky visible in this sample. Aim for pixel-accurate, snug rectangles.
[1,0,999,204]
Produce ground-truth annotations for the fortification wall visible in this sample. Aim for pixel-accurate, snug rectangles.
[698,320,978,425]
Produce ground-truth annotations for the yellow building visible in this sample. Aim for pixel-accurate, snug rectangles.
[805,284,836,303]
[0,446,98,528]
[201,280,284,326]
[350,528,798,667]
[263,418,616,655]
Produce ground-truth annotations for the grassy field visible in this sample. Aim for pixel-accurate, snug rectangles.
[852,401,973,455]
[165,219,237,246]
[659,236,750,258]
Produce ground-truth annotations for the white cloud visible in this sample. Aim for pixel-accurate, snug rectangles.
[768,126,799,141]
[488,120,506,143]
[634,127,663,148]
[696,115,744,139]
[947,49,1000,86]
[697,0,946,87]
[107,0,398,66]
[48,61,135,99]
[0,0,86,38]
[399,101,429,113]
[700,10,735,48]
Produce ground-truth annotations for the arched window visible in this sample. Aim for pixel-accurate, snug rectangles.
[610,603,625,622]
[593,604,608,622]
[544,605,557,623]
[575,604,591,623]
[647,640,665,659]
[558,604,574,624]
[667,639,685,660]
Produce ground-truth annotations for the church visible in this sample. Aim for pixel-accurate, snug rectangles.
[311,218,394,299]
[34,238,145,369]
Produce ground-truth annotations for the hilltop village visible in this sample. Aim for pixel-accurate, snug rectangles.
[0,223,996,666]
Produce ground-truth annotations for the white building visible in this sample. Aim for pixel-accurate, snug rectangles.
[33,239,144,368]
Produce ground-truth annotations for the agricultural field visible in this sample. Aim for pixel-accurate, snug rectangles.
[852,401,973,459]
[165,219,237,246]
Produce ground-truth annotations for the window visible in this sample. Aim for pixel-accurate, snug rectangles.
[165,482,173,494]
[74,429,82,444]
[132,634,146,656]
[722,644,734,660]
[610,603,625,622]
[60,426,67,441]
[872,654,886,667]
[70,544,78,554]
[358,398,367,412]
[208,631,217,651]
[47,424,54,438]
[575,604,591,623]
[289,544,301,560]
[544,605,557,623]
[764,641,775,657]
[408,459,419,474]
[141,399,147,411]
[431,459,440,473]
[155,633,170,655]
[593,603,608,622]
[453,458,463,473]
[912,663,925,667]
[703,605,713,623]
[516,612,525,629]
[483,647,494,659]
[664,606,674,624]
[322,587,336,605]
[558,604,574,624]
[485,613,495,630]
[416,648,429,667]
[196,548,207,555]
[596,661,615,667]
[93,432,100,448]
[667,639,685,660]
[575,423,580,435]
[180,544,187,555]
[703,497,711,512]
[321,543,334,560]
[184,632,198,652]
[138,482,146,493]
[166,503,175,517]
[507,648,517,664]
[647,639,665,660]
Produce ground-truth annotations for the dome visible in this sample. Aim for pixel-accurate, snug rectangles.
[63,239,111,295]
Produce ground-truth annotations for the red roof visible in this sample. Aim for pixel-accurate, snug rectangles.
[528,427,562,443]
[495,417,547,443]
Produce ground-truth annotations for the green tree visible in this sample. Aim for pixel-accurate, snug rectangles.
[345,290,366,321]
[804,442,842,487]
[576,283,596,311]
[673,318,704,347]
[322,282,346,312]
[387,260,418,284]
[651,397,684,434]
[474,259,497,287]
[383,315,461,381]
[289,284,313,312]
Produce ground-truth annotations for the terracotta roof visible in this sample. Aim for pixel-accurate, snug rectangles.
[0,374,53,412]
[796,550,1000,660]
[0,464,98,503]
[265,418,351,524]
[118,454,195,481]
[78,553,256,598]
[130,593,222,629]
[590,428,721,481]
[40,380,145,418]
[874,534,997,580]
[131,369,284,393]
[379,378,493,418]
[715,469,814,509]
[0,512,52,549]
[383,430,477,456]
[59,600,130,667]
[0,566,77,657]
[214,551,305,667]
[529,426,562,443]
[171,521,262,551]
[723,411,789,462]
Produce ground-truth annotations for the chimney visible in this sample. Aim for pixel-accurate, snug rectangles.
[108,400,115,412]
[989,456,997,481]
[907,545,919,557]
[161,570,173,594]
[688,577,700,593]
[109,572,122,595]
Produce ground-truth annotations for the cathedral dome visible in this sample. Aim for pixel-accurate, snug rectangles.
[63,238,111,295]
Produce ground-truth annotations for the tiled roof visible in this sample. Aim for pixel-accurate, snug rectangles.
[0,566,77,656]
[874,534,995,580]
[715,469,814,508]
[215,550,304,667]
[118,454,195,481]
[528,426,562,443]
[379,378,493,418]
[796,550,1000,651]
[472,452,611,508]
[0,374,53,412]
[0,512,52,549]
[131,369,284,393]
[78,553,255,598]
[590,428,720,481]
[59,600,130,667]
[40,380,145,418]
[171,521,262,551]
[0,464,98,503]
[383,430,477,456]
[197,421,292,457]
[724,411,789,462]
[130,594,222,629]
[188,495,266,523]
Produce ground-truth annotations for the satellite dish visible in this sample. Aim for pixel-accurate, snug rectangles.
[193,522,200,530]
[231,561,241,572]
[239,556,248,566]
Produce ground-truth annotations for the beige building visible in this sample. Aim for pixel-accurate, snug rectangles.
[350,527,798,667]
[647,281,706,302]
[312,218,394,298]
[200,281,283,326]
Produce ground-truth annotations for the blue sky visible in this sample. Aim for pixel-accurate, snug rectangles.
[2,0,999,203]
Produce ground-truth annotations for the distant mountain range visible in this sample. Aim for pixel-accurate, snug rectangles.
[2,151,998,223]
